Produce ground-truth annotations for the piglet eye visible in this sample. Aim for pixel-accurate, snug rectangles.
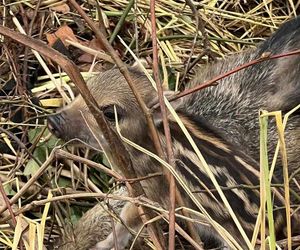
[103,106,116,122]
[102,105,124,122]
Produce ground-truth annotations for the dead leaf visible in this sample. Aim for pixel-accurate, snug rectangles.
[77,38,106,63]
[46,25,78,47]
[88,38,105,51]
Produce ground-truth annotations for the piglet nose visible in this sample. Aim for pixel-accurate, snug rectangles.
[47,113,65,138]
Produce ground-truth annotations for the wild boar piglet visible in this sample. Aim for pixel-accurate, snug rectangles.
[48,16,300,250]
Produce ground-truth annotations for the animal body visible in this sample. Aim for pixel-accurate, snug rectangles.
[48,17,300,249]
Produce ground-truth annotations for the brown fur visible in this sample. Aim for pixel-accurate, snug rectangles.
[48,17,300,250]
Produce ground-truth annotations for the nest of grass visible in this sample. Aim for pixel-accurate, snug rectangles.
[0,0,299,249]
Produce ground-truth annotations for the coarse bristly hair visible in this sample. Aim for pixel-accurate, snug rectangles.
[48,17,300,250]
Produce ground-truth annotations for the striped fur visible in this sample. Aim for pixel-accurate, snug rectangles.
[48,17,300,249]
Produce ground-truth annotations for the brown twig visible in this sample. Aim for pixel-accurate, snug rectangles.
[67,0,164,159]
[172,49,300,102]
[95,1,108,38]
[55,149,122,180]
[3,44,23,96]
[0,177,25,250]
[181,0,215,84]
[4,191,204,250]
[0,192,124,223]
[0,174,43,196]
[160,213,203,250]
[180,0,200,83]
[121,172,163,184]
[0,178,17,226]
[21,0,42,89]
[0,145,55,215]
[0,126,41,167]
[56,149,163,184]
[149,1,176,249]
[67,1,166,248]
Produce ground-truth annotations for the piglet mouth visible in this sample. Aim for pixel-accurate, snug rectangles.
[47,114,65,139]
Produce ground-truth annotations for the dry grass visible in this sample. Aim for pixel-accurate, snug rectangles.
[0,0,299,249]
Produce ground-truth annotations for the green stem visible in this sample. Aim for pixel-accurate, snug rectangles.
[109,0,135,44]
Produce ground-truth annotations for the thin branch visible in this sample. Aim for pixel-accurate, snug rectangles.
[67,0,165,160]
[0,126,41,166]
[0,177,24,250]
[67,1,166,248]
[22,0,42,88]
[56,149,163,184]
[180,0,200,83]
[95,1,108,38]
[171,49,300,102]
[0,178,17,226]
[55,149,122,180]
[181,0,216,84]
[149,1,176,249]
[0,146,56,215]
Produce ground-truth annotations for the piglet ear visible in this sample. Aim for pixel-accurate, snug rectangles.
[151,90,184,126]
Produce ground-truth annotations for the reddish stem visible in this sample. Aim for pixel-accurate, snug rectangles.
[149,0,176,249]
